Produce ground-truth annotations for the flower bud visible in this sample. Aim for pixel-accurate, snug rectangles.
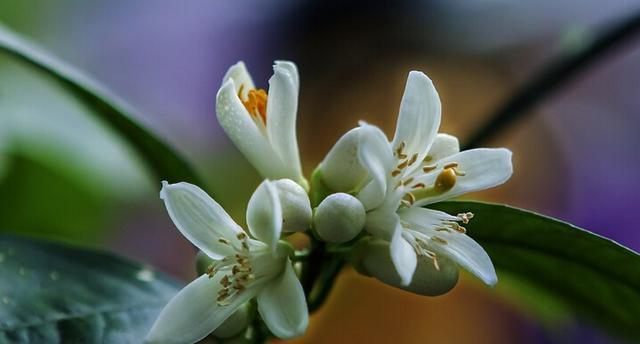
[274,179,312,232]
[317,128,368,192]
[314,193,365,243]
[195,251,214,275]
[212,302,250,339]
[353,239,458,296]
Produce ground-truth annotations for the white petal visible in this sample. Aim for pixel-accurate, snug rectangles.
[400,207,498,286]
[274,179,311,233]
[364,208,399,241]
[414,148,513,206]
[222,61,255,97]
[319,127,368,192]
[273,60,299,91]
[145,274,258,344]
[356,124,394,210]
[391,71,441,165]
[427,133,460,162]
[160,181,242,260]
[389,224,418,286]
[257,259,308,339]
[247,180,283,251]
[216,79,288,179]
[266,61,303,181]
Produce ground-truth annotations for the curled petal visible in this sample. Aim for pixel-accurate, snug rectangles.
[391,71,441,165]
[145,274,258,344]
[247,180,283,252]
[160,181,242,260]
[319,127,369,192]
[257,259,308,339]
[356,124,394,210]
[390,224,417,286]
[222,61,255,96]
[426,133,460,162]
[266,62,303,182]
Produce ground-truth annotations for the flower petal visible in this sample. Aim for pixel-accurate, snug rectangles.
[247,180,283,252]
[145,274,258,344]
[389,224,418,286]
[364,208,399,241]
[257,259,308,339]
[160,181,242,260]
[400,207,498,286]
[222,61,255,97]
[391,71,441,166]
[356,124,394,210]
[319,127,369,192]
[216,79,288,179]
[426,133,460,162]
[414,148,513,206]
[266,61,303,182]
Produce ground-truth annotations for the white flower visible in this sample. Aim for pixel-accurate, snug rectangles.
[216,61,307,189]
[146,180,308,344]
[321,71,512,287]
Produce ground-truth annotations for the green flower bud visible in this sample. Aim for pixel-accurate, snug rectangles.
[212,302,250,339]
[274,179,312,233]
[314,193,365,243]
[354,239,458,296]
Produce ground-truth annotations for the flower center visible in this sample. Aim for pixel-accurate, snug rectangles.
[238,84,268,125]
[206,232,256,306]
[395,161,467,208]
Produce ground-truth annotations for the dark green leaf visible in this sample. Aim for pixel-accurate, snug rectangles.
[0,234,182,343]
[0,23,203,187]
[431,201,640,340]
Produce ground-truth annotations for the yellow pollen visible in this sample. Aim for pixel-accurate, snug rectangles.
[412,182,426,189]
[407,154,418,166]
[238,84,268,124]
[397,160,408,170]
[391,169,402,177]
[423,164,437,173]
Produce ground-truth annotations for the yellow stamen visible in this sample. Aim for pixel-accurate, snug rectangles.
[238,84,268,124]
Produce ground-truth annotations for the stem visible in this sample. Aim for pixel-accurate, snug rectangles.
[462,12,640,150]
[301,238,325,300]
[308,259,345,312]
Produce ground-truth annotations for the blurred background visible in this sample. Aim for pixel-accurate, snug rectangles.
[1,1,639,343]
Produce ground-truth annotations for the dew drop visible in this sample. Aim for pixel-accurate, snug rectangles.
[49,271,60,281]
[136,268,154,282]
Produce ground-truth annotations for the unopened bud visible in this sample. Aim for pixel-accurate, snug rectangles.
[314,193,365,243]
[275,179,312,232]
[354,239,458,296]
[212,302,250,339]
[318,128,368,192]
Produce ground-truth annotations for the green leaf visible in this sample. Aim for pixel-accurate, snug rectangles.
[431,201,640,340]
[0,234,182,342]
[0,23,203,187]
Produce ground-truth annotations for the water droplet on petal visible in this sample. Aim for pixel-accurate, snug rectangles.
[136,268,154,282]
